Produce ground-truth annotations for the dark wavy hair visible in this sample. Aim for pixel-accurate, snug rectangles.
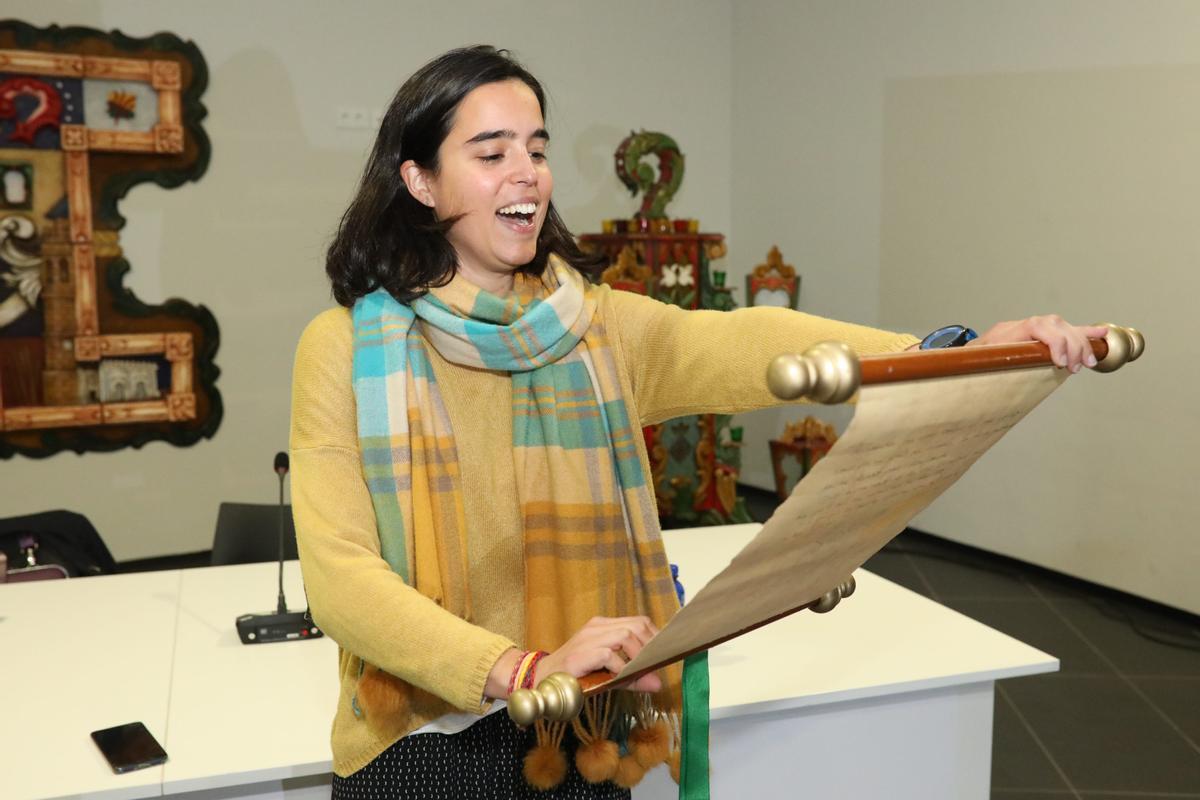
[326,45,602,307]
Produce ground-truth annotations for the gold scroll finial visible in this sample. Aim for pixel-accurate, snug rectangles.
[811,575,857,614]
[1092,324,1146,373]
[507,672,584,726]
[767,341,861,404]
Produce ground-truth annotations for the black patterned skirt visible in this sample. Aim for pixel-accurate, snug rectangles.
[330,711,632,800]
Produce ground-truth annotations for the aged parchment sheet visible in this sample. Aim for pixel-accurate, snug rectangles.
[621,366,1068,678]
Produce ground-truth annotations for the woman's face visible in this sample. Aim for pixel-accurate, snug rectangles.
[417,79,552,293]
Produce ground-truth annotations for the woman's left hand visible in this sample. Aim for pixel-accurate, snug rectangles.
[969,316,1110,373]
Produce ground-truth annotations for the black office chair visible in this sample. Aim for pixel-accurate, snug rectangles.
[211,502,297,566]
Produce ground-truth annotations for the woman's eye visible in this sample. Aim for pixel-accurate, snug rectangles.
[530,151,547,162]
[479,153,503,163]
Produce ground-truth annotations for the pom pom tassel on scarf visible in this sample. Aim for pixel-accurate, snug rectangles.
[514,669,712,797]
[523,720,569,790]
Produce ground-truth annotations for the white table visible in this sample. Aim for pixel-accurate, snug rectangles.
[635,524,1058,799]
[0,569,181,800]
[162,562,338,795]
[0,524,1057,800]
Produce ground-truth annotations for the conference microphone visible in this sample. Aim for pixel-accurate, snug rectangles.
[273,452,289,615]
[235,452,324,645]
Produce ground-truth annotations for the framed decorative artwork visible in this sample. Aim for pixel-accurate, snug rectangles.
[599,245,652,295]
[769,416,838,502]
[746,245,800,309]
[0,21,218,458]
[579,130,750,526]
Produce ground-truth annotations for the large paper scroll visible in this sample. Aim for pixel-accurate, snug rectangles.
[619,365,1067,680]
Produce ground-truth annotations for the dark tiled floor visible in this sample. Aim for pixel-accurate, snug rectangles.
[991,690,1072,791]
[738,484,1200,799]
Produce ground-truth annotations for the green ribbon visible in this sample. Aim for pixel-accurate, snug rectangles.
[679,652,710,800]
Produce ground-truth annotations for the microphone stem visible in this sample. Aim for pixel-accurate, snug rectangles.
[277,472,287,615]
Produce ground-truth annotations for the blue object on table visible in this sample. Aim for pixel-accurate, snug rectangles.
[671,562,685,605]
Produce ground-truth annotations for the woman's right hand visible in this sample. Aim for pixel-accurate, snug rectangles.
[536,615,663,693]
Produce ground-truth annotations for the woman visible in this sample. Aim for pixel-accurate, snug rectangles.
[291,46,1101,799]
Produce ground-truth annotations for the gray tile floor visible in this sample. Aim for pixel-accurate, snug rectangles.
[888,539,1200,798]
[737,484,1200,799]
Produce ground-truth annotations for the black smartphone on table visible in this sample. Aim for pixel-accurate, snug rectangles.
[90,721,168,773]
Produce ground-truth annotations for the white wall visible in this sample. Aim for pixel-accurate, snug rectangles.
[3,0,732,560]
[8,1,1196,615]
[730,0,1199,613]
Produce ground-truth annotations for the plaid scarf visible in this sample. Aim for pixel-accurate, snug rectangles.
[351,256,686,789]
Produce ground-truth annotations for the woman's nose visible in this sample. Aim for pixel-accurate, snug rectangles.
[510,153,538,185]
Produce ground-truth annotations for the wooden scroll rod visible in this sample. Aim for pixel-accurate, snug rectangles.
[507,323,1145,726]
[768,323,1144,404]
[506,575,859,727]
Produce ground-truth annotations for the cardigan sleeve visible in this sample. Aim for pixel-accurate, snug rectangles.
[604,288,920,426]
[289,308,514,713]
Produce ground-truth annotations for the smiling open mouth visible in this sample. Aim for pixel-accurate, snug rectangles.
[496,202,536,228]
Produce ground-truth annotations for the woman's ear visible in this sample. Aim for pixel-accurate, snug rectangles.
[400,160,435,208]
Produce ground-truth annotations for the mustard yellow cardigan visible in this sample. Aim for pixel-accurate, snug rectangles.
[289,283,917,776]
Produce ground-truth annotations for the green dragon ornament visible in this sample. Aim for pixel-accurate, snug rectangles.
[614,130,684,219]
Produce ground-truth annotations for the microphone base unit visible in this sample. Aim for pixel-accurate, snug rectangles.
[236,611,324,644]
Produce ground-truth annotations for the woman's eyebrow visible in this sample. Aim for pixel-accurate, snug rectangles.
[464,128,550,145]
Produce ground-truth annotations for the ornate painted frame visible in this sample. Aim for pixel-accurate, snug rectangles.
[746,245,800,309]
[769,416,837,502]
[0,21,218,458]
